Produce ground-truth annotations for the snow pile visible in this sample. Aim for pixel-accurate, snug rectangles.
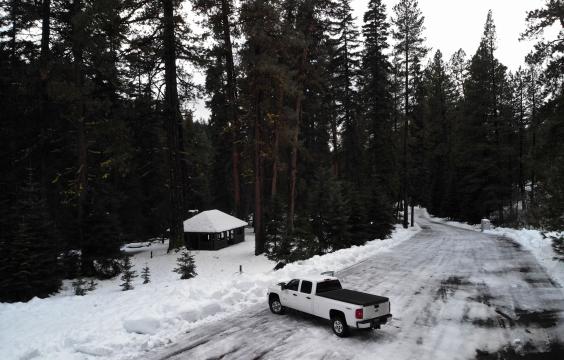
[0,225,420,360]
[123,318,161,335]
[484,227,564,287]
[278,223,420,279]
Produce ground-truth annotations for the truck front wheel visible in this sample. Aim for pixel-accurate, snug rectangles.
[269,296,285,315]
[331,315,349,337]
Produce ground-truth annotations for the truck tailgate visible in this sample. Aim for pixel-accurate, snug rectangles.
[363,300,390,319]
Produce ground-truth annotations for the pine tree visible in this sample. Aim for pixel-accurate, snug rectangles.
[0,0,38,65]
[361,0,397,212]
[239,0,295,253]
[408,55,428,215]
[173,250,197,280]
[72,278,87,296]
[392,0,428,228]
[449,49,468,99]
[537,92,564,230]
[87,279,97,292]
[0,168,61,302]
[524,64,542,223]
[120,256,137,291]
[81,194,123,278]
[509,67,529,223]
[307,168,350,253]
[329,0,363,180]
[421,50,458,217]
[264,196,288,261]
[441,49,469,218]
[193,0,241,217]
[521,0,564,229]
[458,10,512,223]
[521,0,563,90]
[141,264,151,284]
[162,0,186,251]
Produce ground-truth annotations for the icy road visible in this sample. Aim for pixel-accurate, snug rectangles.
[148,218,564,360]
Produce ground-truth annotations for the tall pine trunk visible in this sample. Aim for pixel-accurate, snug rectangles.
[271,85,284,199]
[529,69,538,218]
[39,0,51,186]
[288,97,301,232]
[220,0,241,216]
[490,41,503,224]
[402,41,409,229]
[70,0,90,273]
[254,87,264,255]
[162,0,185,251]
[288,45,309,232]
[10,0,17,66]
[518,76,526,220]
[331,99,338,176]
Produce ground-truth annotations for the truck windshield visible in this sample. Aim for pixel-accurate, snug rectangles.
[316,280,342,294]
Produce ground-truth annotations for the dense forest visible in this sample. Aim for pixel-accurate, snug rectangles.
[0,0,562,302]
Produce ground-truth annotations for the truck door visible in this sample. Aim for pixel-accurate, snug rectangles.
[296,280,314,313]
[282,279,300,309]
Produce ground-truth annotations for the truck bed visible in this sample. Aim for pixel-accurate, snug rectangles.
[317,289,389,306]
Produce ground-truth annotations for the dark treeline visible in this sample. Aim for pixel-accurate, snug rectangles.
[0,0,562,302]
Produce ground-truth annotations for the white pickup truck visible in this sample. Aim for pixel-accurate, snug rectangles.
[267,275,391,337]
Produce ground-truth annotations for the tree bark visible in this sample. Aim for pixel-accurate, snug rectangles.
[518,75,526,219]
[288,45,309,233]
[288,97,301,232]
[70,0,90,273]
[220,0,241,216]
[529,68,538,215]
[40,0,50,76]
[331,99,338,176]
[271,85,284,200]
[162,0,185,251]
[254,87,264,255]
[10,0,18,66]
[402,38,409,229]
[39,0,51,186]
[490,43,504,224]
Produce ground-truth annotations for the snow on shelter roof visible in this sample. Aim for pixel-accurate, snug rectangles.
[183,210,248,233]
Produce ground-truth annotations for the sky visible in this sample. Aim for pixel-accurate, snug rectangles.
[350,0,544,70]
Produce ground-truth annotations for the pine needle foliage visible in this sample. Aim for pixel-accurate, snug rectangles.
[120,256,137,291]
[173,250,197,280]
[141,264,151,284]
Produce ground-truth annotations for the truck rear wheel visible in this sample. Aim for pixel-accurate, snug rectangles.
[269,296,285,315]
[331,315,349,337]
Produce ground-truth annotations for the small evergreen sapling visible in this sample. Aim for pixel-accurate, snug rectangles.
[72,278,87,296]
[120,256,137,291]
[173,250,197,279]
[87,280,98,292]
[141,264,151,284]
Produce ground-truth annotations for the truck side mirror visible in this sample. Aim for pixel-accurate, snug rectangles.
[278,282,286,290]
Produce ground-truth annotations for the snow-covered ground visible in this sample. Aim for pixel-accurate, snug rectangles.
[0,225,420,360]
[420,208,564,289]
[148,211,564,360]
[484,227,564,288]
